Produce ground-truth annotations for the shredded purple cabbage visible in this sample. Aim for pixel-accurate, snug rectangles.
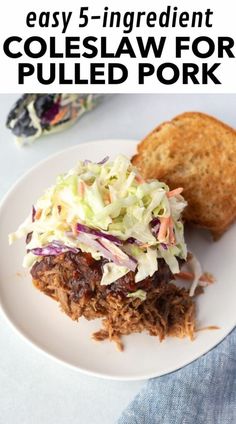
[97,156,109,165]
[41,101,60,124]
[32,206,36,222]
[83,157,109,166]
[161,243,168,250]
[29,241,79,256]
[75,232,137,271]
[150,217,160,237]
[125,237,144,246]
[76,223,123,245]
[26,232,33,245]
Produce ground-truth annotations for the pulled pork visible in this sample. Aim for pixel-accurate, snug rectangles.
[31,252,195,350]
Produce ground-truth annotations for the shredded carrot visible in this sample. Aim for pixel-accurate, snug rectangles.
[35,209,42,220]
[72,224,77,237]
[103,191,111,205]
[196,326,220,332]
[175,271,194,281]
[167,187,183,198]
[158,217,170,242]
[50,107,68,125]
[175,271,215,284]
[169,217,176,245]
[78,181,85,197]
[139,243,150,249]
[201,272,215,283]
[135,174,145,184]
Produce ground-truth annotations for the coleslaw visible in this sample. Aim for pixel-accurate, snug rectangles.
[9,155,188,286]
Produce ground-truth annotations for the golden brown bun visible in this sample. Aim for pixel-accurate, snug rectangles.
[132,112,236,239]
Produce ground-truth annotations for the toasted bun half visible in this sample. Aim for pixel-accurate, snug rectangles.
[132,112,236,239]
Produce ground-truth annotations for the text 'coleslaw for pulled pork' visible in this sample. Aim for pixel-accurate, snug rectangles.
[9,155,188,287]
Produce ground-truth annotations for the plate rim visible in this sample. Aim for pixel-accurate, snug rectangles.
[1,306,233,381]
[0,139,235,381]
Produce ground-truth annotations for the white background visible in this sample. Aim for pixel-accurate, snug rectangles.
[0,0,235,92]
[0,93,236,423]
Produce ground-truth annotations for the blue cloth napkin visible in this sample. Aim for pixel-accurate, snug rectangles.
[119,328,236,424]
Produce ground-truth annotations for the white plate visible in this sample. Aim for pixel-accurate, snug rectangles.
[0,139,235,381]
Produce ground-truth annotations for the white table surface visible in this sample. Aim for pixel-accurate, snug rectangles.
[0,93,236,424]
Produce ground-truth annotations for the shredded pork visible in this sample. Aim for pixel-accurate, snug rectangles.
[31,252,195,350]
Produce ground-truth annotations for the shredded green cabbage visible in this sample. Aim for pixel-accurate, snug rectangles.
[127,289,147,301]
